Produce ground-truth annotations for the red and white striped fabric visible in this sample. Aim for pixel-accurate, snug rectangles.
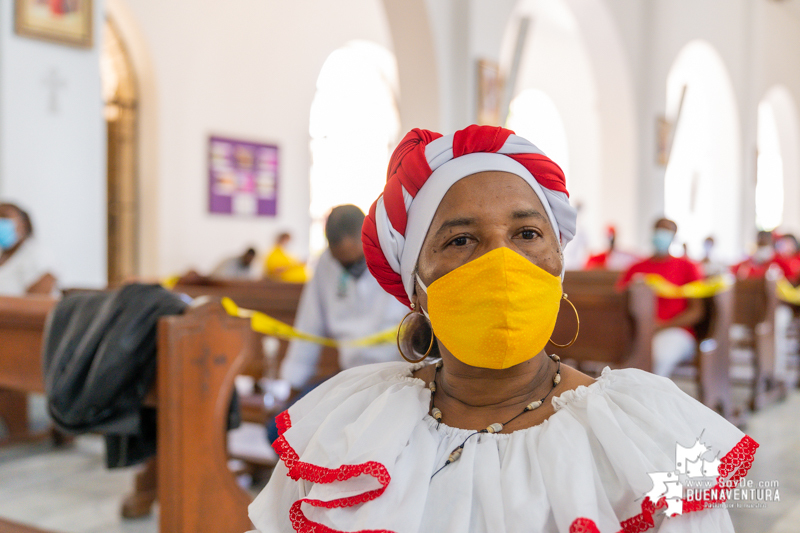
[362,124,577,307]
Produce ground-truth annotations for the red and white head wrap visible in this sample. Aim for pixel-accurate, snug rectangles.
[362,124,577,307]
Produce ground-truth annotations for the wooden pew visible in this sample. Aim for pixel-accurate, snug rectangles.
[0,293,256,530]
[553,271,735,420]
[674,288,735,420]
[156,301,256,533]
[172,278,340,383]
[0,295,57,443]
[732,276,785,410]
[550,271,657,372]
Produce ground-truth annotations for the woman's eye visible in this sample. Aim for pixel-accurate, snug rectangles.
[520,230,537,240]
[450,236,468,247]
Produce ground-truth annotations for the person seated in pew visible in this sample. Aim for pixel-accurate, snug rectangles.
[249,126,755,533]
[617,217,705,377]
[263,231,308,283]
[0,202,57,296]
[731,230,795,281]
[266,205,407,442]
[733,230,796,380]
[210,247,257,279]
[701,235,728,277]
[775,233,800,283]
[583,225,639,271]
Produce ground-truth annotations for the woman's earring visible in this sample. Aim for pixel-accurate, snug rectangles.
[397,309,434,363]
[549,294,580,349]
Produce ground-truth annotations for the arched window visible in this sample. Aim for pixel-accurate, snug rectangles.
[756,101,784,231]
[664,41,740,259]
[308,41,400,255]
[506,88,570,179]
[756,86,800,234]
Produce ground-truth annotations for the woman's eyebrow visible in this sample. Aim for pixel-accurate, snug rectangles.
[434,217,476,236]
[512,209,548,221]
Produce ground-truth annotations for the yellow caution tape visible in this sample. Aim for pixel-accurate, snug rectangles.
[776,278,800,305]
[642,274,733,299]
[221,297,397,348]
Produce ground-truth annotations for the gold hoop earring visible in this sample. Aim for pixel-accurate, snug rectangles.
[549,294,580,349]
[396,311,434,363]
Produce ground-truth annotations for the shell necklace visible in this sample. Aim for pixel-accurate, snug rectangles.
[429,353,561,479]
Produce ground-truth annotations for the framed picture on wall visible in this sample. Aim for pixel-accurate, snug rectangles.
[15,0,93,48]
[209,136,279,217]
[477,59,503,126]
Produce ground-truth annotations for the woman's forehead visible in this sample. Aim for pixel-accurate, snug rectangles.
[433,171,547,220]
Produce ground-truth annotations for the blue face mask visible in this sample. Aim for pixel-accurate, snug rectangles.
[652,228,675,255]
[0,218,18,251]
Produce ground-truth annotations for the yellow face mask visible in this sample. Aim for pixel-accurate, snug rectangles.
[418,247,562,369]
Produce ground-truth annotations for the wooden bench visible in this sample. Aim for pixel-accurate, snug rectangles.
[551,271,657,372]
[0,295,58,443]
[732,276,785,410]
[156,301,257,533]
[674,286,735,420]
[552,271,735,419]
[172,278,340,385]
[0,294,257,531]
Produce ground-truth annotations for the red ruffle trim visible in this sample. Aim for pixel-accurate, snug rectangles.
[617,434,759,533]
[272,410,394,533]
[570,517,602,533]
[274,410,756,533]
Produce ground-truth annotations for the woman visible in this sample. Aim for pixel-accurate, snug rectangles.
[248,126,756,532]
[0,202,55,295]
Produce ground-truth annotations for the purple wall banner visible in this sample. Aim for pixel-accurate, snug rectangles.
[208,136,278,216]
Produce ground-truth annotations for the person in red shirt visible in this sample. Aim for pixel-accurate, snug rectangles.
[617,218,704,376]
[774,234,800,283]
[584,226,640,271]
[732,230,795,281]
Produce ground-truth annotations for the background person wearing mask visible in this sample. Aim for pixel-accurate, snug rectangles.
[278,205,407,396]
[617,217,704,376]
[0,202,56,295]
[731,230,795,281]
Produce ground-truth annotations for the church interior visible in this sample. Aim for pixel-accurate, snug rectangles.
[1,0,800,531]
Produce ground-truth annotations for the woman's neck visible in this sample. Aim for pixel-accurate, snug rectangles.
[436,346,555,411]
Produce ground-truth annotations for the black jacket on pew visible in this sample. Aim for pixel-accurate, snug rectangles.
[43,283,189,468]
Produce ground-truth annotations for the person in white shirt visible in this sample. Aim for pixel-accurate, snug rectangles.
[278,204,407,392]
[0,202,56,296]
[210,247,257,279]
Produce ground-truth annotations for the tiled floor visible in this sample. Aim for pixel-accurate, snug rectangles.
[1,390,798,532]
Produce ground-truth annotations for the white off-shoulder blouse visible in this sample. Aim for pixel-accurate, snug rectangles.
[248,362,757,533]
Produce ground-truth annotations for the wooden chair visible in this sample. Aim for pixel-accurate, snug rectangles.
[732,276,785,410]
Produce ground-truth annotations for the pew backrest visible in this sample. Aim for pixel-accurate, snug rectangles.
[157,302,255,533]
[172,278,339,380]
[550,272,656,372]
[0,295,57,393]
[733,276,778,330]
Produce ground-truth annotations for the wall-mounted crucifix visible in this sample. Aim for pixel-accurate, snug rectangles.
[42,68,67,115]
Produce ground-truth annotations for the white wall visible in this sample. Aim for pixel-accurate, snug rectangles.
[0,0,107,287]
[118,0,393,276]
